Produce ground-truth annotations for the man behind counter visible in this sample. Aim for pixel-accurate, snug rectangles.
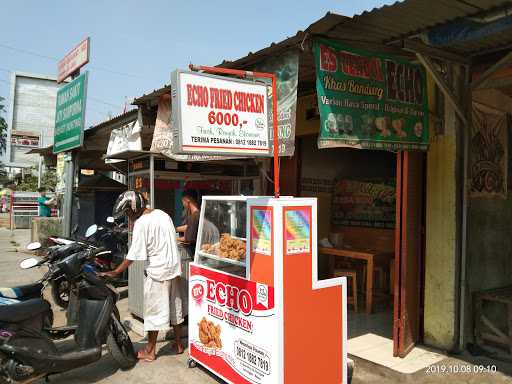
[176,190,200,249]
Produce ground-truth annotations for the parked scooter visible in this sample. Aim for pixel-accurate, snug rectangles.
[12,240,88,310]
[0,247,136,383]
[29,217,128,309]
[84,217,128,279]
[0,243,44,306]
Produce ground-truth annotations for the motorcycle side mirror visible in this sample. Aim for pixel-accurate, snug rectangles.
[106,216,115,224]
[85,224,98,238]
[26,242,41,251]
[20,257,40,269]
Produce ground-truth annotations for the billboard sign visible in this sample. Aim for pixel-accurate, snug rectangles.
[53,72,88,154]
[57,37,90,83]
[171,70,271,157]
[314,39,429,151]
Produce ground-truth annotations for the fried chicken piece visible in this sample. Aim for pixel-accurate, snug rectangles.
[197,317,222,349]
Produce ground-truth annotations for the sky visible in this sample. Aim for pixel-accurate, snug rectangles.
[0,0,395,127]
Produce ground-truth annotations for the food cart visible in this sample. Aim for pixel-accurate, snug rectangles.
[188,195,348,384]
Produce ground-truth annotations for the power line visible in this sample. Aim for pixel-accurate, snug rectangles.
[0,42,142,79]
[89,96,123,109]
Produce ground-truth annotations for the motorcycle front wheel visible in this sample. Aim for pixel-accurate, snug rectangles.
[51,279,70,309]
[107,316,136,370]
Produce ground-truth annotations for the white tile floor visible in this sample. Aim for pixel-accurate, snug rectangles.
[347,308,445,374]
[348,333,446,374]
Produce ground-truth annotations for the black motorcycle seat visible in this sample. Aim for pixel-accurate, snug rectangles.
[0,282,43,299]
[0,298,50,323]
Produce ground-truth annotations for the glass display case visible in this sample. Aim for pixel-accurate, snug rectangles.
[195,196,248,278]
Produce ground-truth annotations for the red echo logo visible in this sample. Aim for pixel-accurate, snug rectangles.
[205,279,253,316]
[192,284,205,301]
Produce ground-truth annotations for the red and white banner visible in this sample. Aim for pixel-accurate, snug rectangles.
[58,38,90,83]
[189,264,279,384]
[172,70,270,157]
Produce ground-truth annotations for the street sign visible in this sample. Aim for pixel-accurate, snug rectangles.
[57,37,90,83]
[53,72,88,154]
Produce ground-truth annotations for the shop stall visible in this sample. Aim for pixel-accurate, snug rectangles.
[107,150,261,318]
[188,196,347,384]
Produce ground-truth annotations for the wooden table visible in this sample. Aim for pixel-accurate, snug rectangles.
[319,247,394,314]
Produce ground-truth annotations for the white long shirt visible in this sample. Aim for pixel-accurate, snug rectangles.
[126,209,181,281]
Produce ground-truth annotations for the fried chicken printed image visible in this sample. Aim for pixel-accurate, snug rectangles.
[201,234,246,261]
[392,118,407,138]
[198,317,222,349]
[375,116,392,137]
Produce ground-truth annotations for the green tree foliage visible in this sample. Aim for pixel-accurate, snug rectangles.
[41,168,57,191]
[15,168,57,192]
[16,174,38,191]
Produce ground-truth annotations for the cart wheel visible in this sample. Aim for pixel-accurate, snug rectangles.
[347,358,354,384]
[188,358,197,369]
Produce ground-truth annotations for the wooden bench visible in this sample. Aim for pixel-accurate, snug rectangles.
[474,285,512,355]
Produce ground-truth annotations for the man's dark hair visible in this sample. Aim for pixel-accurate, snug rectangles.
[182,190,198,206]
[37,187,45,193]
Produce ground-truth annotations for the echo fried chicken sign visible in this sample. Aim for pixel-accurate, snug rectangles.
[171,70,271,156]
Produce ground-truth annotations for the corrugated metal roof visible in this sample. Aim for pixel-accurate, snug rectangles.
[131,84,171,106]
[222,0,512,71]
[354,0,498,35]
[87,109,137,132]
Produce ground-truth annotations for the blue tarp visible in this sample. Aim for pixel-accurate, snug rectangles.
[424,15,512,47]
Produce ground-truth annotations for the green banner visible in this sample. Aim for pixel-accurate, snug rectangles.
[314,39,428,151]
[53,72,88,154]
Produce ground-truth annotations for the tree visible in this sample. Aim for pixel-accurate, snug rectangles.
[0,97,7,155]
[41,168,57,191]
[15,167,56,192]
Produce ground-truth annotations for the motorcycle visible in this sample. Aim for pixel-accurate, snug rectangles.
[0,242,108,334]
[0,247,136,383]
[0,241,82,308]
[84,217,128,280]
[30,217,128,310]
[10,241,88,310]
[0,243,45,306]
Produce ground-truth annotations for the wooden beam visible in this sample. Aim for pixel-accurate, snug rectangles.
[471,51,512,90]
[416,53,468,126]
[400,39,470,66]
[472,75,512,90]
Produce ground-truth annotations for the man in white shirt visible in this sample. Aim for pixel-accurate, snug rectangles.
[103,191,185,361]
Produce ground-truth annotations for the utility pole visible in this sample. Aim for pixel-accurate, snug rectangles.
[62,151,74,236]
[55,37,89,237]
